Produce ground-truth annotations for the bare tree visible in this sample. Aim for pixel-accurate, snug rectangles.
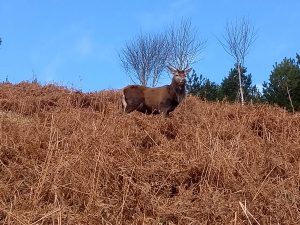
[119,33,169,87]
[119,19,204,86]
[167,19,206,70]
[219,17,257,105]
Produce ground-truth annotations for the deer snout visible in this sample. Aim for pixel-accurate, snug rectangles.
[179,78,186,86]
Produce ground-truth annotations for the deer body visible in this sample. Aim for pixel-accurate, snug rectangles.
[122,66,191,116]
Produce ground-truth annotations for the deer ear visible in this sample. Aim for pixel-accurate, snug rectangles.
[185,68,192,75]
[167,65,177,75]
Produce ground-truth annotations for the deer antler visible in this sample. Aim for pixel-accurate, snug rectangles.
[184,63,189,70]
[168,63,176,70]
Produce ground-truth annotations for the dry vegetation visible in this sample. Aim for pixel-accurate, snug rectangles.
[0,82,300,225]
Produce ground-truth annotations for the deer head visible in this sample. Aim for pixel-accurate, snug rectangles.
[167,64,192,87]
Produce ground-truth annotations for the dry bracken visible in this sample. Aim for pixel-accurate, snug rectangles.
[0,82,300,225]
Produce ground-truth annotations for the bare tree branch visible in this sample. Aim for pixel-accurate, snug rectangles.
[119,18,205,86]
[218,17,257,105]
[119,33,169,87]
[167,18,206,70]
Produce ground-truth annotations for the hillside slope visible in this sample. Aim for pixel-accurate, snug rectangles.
[0,82,300,225]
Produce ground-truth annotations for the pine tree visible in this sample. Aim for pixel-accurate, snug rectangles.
[263,54,300,111]
[220,65,260,103]
[186,70,220,101]
[186,69,204,96]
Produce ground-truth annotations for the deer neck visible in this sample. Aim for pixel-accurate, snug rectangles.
[170,79,186,103]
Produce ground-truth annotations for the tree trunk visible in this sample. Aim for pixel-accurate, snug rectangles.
[152,70,158,87]
[237,64,245,105]
[286,82,295,113]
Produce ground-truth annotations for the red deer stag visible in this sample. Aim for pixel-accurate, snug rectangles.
[121,65,192,116]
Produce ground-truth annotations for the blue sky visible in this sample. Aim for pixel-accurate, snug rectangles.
[0,0,299,92]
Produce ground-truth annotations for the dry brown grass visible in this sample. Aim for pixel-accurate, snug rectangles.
[0,82,300,225]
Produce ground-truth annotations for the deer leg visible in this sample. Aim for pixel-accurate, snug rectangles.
[121,94,128,113]
[122,100,136,113]
[124,102,145,114]
[122,94,141,113]
[124,104,138,113]
[160,107,170,117]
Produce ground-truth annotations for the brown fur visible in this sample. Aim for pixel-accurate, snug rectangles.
[122,67,191,116]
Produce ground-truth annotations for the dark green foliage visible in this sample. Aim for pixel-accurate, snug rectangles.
[249,85,263,103]
[200,79,220,101]
[186,69,202,95]
[186,70,220,101]
[263,54,300,111]
[220,65,261,103]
